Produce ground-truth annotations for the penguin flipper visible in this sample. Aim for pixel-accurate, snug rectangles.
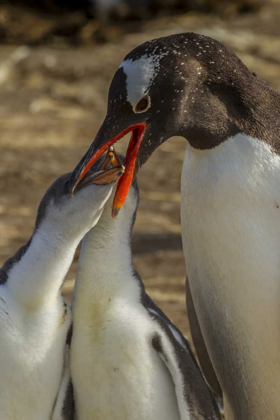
[52,377,74,420]
[143,295,220,420]
[186,276,223,398]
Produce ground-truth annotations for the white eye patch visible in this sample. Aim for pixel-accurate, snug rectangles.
[119,53,168,110]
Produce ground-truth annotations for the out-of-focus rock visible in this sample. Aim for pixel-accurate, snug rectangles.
[0,0,272,47]
[0,6,87,45]
[0,46,30,85]
[0,6,56,44]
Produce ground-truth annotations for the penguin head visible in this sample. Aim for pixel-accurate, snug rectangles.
[69,32,252,216]
[35,154,124,241]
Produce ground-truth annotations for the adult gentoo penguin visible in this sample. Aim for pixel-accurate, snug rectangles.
[0,153,123,420]
[70,172,220,420]
[68,32,280,419]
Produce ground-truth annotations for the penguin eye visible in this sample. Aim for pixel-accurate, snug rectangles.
[135,95,150,113]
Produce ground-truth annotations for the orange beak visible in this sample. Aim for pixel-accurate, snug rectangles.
[72,123,146,218]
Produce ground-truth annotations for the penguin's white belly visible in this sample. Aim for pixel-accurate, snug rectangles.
[181,134,280,418]
[0,288,71,420]
[71,300,180,420]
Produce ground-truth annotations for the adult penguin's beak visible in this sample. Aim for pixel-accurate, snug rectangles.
[69,121,146,217]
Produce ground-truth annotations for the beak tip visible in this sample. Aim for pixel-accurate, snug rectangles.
[68,171,78,195]
[68,181,76,197]
[112,206,121,218]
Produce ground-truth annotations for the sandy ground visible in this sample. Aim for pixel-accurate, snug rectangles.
[0,3,280,354]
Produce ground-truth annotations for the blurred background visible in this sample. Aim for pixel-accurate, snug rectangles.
[0,0,280,346]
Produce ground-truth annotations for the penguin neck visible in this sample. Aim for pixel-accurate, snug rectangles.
[74,209,142,309]
[180,73,280,151]
[5,219,81,308]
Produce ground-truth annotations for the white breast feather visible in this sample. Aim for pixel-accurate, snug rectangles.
[181,133,280,416]
[71,286,181,420]
[0,230,73,420]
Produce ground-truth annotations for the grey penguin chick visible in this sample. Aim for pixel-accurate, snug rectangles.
[70,177,220,420]
[0,155,122,420]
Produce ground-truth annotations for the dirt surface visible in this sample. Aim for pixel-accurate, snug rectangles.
[0,2,280,354]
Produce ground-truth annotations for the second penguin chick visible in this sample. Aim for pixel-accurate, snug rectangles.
[70,179,220,420]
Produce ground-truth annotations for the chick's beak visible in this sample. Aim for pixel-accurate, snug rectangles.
[74,147,124,192]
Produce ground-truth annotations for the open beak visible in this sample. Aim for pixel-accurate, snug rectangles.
[75,147,125,191]
[69,123,146,217]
